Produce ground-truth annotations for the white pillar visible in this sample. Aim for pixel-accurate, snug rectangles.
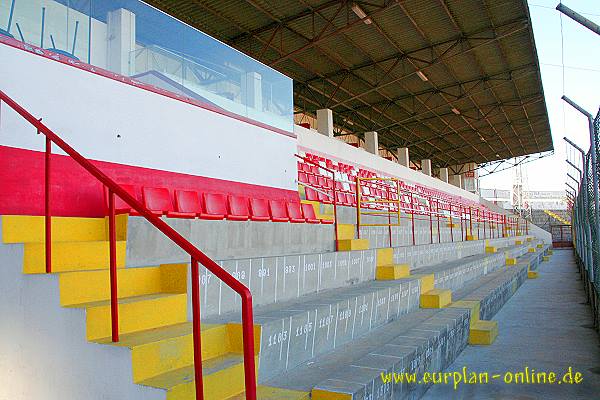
[316,108,334,137]
[241,71,263,110]
[107,8,136,75]
[397,147,409,167]
[421,159,432,176]
[364,131,378,155]
[439,168,449,183]
[450,174,462,188]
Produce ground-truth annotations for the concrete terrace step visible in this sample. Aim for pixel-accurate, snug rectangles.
[220,275,424,381]
[260,248,542,400]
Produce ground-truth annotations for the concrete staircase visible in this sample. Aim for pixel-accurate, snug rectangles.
[0,214,551,399]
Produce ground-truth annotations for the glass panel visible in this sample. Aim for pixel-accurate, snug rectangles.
[0,0,293,132]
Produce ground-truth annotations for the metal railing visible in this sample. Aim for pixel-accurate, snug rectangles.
[563,98,600,330]
[0,89,257,400]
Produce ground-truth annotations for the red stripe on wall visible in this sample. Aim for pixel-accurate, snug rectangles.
[0,146,299,217]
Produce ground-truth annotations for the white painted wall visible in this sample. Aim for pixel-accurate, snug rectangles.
[296,125,480,202]
[0,44,297,191]
[0,240,165,400]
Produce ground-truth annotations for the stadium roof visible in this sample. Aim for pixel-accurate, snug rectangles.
[147,0,553,167]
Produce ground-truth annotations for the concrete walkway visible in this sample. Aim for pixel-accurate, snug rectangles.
[423,249,600,399]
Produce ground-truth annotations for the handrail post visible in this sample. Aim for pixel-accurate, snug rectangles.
[468,207,473,240]
[428,196,433,244]
[332,171,338,252]
[449,204,454,242]
[190,258,205,400]
[241,295,257,399]
[436,199,441,243]
[45,135,52,273]
[410,192,415,246]
[356,177,361,239]
[108,190,119,343]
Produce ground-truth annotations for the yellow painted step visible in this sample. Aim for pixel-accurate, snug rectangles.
[412,273,435,293]
[376,248,393,267]
[229,386,310,400]
[23,240,126,274]
[59,264,187,306]
[547,249,554,255]
[528,271,539,279]
[96,322,230,383]
[1,215,106,243]
[528,247,536,253]
[537,243,544,249]
[376,264,410,280]
[82,293,187,341]
[542,255,550,262]
[312,389,352,400]
[449,300,480,327]
[515,240,523,245]
[506,258,517,266]
[469,320,498,345]
[420,289,452,308]
[466,235,478,241]
[337,238,369,251]
[336,224,356,241]
[140,354,257,400]
[526,237,533,242]
[485,246,497,253]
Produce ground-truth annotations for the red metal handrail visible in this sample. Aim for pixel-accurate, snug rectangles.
[0,90,256,400]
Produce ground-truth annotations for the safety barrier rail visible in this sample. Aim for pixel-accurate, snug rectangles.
[0,90,257,400]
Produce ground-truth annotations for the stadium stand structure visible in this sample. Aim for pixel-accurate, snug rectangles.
[0,1,555,400]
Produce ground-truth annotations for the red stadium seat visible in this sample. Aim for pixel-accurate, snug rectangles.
[318,190,333,204]
[269,200,290,222]
[142,187,173,216]
[249,198,270,221]
[298,172,309,184]
[317,176,326,188]
[287,202,306,223]
[227,196,250,221]
[336,192,350,206]
[301,203,320,224]
[305,187,319,202]
[308,174,319,187]
[172,190,202,218]
[199,193,227,220]
[105,184,140,216]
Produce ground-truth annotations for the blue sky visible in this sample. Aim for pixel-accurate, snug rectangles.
[479,0,600,192]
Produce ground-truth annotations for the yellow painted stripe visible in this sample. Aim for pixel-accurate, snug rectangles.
[131,324,230,383]
[23,241,126,274]
[376,248,394,267]
[86,293,187,341]
[420,289,452,308]
[2,215,107,243]
[336,224,356,241]
[449,300,481,326]
[375,264,410,280]
[311,389,353,400]
[336,239,370,251]
[59,264,186,306]
[228,386,310,400]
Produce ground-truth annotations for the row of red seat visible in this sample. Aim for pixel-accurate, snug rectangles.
[105,185,333,224]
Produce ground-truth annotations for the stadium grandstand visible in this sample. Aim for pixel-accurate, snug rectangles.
[0,0,598,399]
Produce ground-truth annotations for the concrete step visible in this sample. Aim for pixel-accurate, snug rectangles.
[220,275,424,382]
[1,215,112,243]
[22,240,127,274]
[59,263,187,306]
[71,292,188,341]
[260,248,540,399]
[138,353,250,400]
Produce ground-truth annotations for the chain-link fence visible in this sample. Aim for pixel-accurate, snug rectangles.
[570,109,600,328]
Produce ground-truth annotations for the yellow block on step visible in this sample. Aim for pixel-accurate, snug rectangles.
[515,240,523,245]
[503,234,510,238]
[543,256,550,262]
[311,389,352,400]
[230,386,310,400]
[59,263,187,306]
[466,235,478,241]
[376,264,410,280]
[85,293,188,341]
[420,289,452,308]
[337,238,369,251]
[226,323,262,355]
[469,320,498,345]
[376,248,394,267]
[548,249,553,255]
[527,237,533,242]
[528,271,539,279]
[449,300,480,327]
[485,246,497,253]
[128,323,228,383]
[537,243,544,248]
[528,247,536,253]
[336,224,356,241]
[412,273,435,293]
[23,240,126,274]
[446,223,458,228]
[1,215,108,243]
[506,258,517,266]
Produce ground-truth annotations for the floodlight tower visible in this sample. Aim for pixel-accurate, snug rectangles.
[512,162,531,219]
